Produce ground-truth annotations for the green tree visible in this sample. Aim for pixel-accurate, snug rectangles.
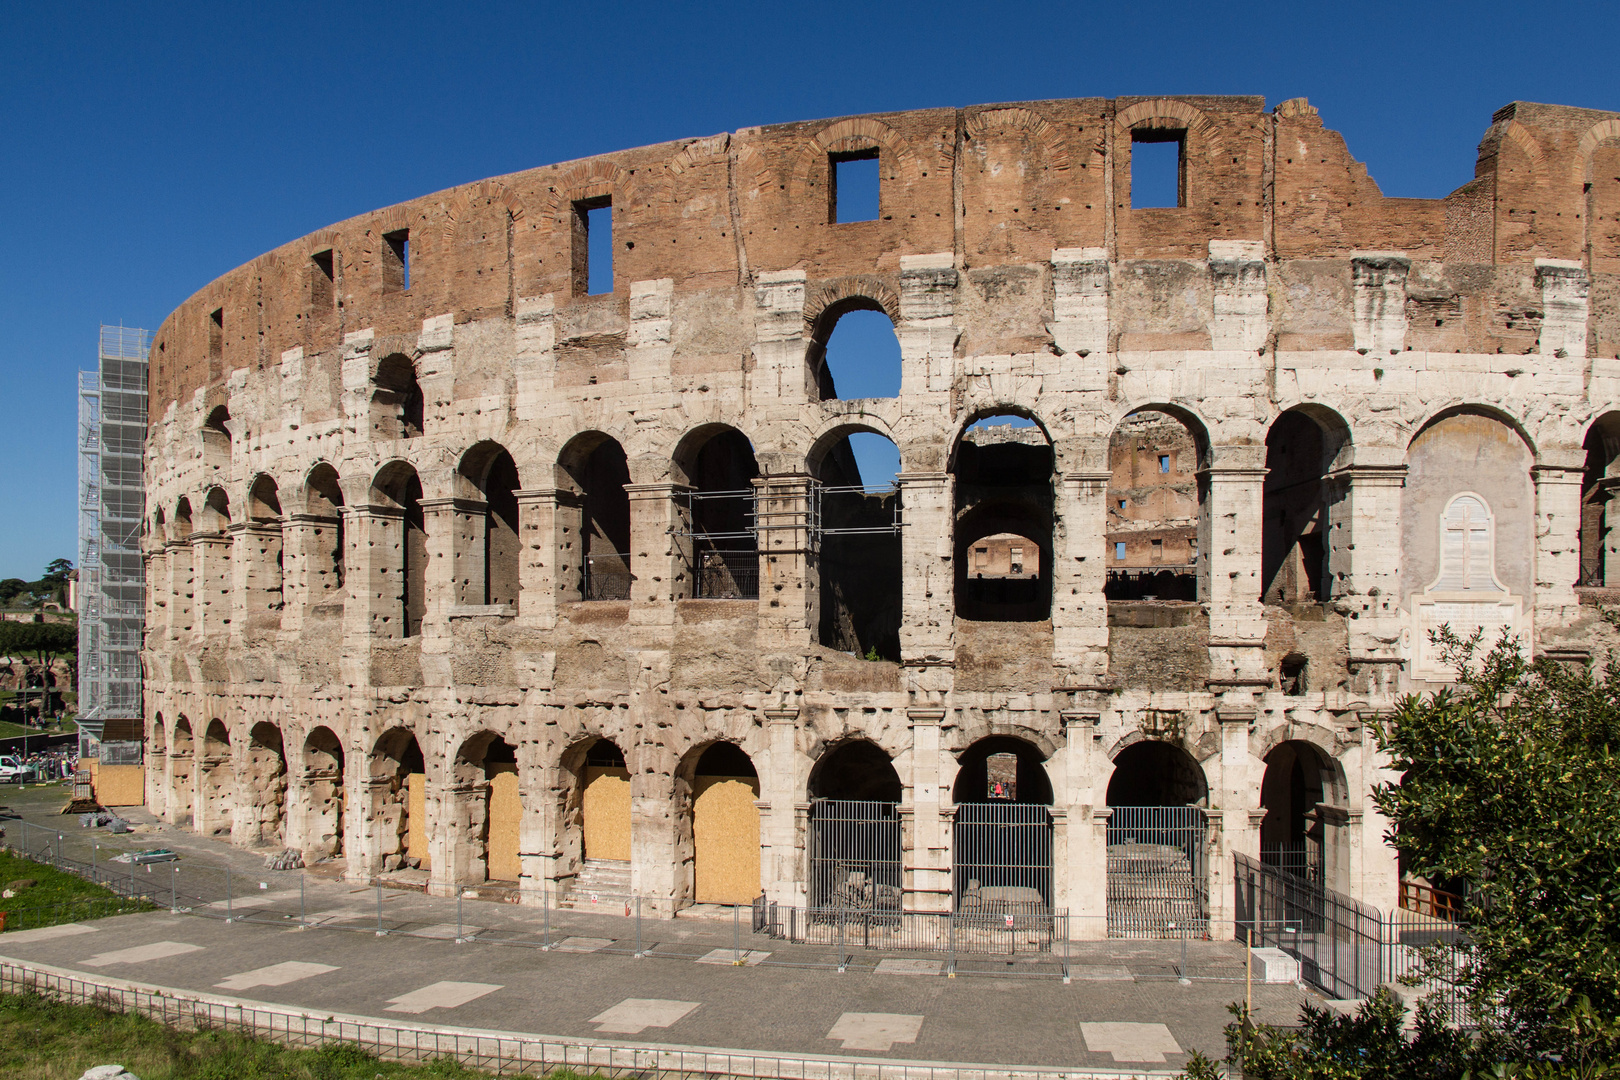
[0,620,76,725]
[41,558,73,584]
[1371,627,1620,1066]
[0,578,27,606]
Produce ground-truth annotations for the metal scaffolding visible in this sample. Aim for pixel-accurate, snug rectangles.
[78,325,149,725]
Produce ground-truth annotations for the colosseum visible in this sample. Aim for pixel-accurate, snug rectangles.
[141,95,1620,938]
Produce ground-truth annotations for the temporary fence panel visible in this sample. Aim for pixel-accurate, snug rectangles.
[952,802,1054,913]
[808,799,902,912]
[1106,805,1208,938]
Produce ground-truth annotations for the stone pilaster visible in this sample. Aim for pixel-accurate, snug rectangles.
[1209,240,1267,353]
[1327,462,1407,694]
[898,253,958,395]
[1053,469,1111,684]
[1210,701,1257,941]
[1203,449,1269,685]
[751,270,810,404]
[897,472,954,700]
[515,488,572,628]
[624,482,690,617]
[755,474,816,655]
[1351,253,1409,356]
[762,709,802,906]
[1533,456,1585,630]
[1536,259,1589,359]
[1058,707,1107,938]
[165,541,193,642]
[189,533,232,642]
[1048,248,1109,391]
[904,708,949,913]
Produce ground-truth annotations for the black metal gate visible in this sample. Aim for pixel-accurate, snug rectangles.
[807,799,902,913]
[1106,805,1208,937]
[952,802,1053,913]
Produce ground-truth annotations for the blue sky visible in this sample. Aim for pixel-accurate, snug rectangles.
[4,0,1617,578]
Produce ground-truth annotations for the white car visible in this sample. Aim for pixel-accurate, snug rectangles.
[0,756,36,783]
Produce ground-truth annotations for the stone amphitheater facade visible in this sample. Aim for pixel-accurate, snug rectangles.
[141,95,1620,936]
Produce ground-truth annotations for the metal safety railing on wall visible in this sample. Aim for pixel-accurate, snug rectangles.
[752,898,1068,966]
[807,798,902,912]
[952,802,1054,914]
[582,552,633,600]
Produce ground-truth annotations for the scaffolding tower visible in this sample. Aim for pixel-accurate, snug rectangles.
[78,325,149,725]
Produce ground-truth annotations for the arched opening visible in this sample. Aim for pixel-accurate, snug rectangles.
[807,740,902,911]
[170,716,195,826]
[199,719,234,837]
[951,736,1054,913]
[1580,414,1620,586]
[1105,739,1210,937]
[675,426,760,600]
[172,498,193,541]
[454,443,521,607]
[372,354,424,438]
[679,742,760,905]
[371,728,427,873]
[1263,409,1349,608]
[244,722,288,848]
[1105,409,1205,602]
[953,416,1054,621]
[813,428,902,660]
[148,713,168,817]
[1402,410,1533,678]
[1259,740,1347,890]
[303,464,345,605]
[202,405,231,470]
[246,475,285,619]
[555,737,632,902]
[451,733,521,885]
[302,726,346,863]
[371,464,426,638]
[557,433,632,601]
[808,301,901,402]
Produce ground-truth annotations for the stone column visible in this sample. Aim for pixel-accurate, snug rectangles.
[1347,712,1400,915]
[280,512,343,633]
[1533,456,1585,632]
[1052,469,1112,685]
[349,505,405,640]
[904,708,949,913]
[762,709,803,906]
[236,521,285,633]
[1603,480,1620,587]
[166,747,193,826]
[418,498,460,686]
[1327,462,1407,695]
[755,474,816,655]
[1203,449,1269,685]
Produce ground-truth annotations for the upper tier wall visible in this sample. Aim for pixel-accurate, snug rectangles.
[149,96,1620,422]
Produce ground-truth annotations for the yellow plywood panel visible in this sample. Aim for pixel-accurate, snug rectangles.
[487,764,522,881]
[583,765,631,862]
[406,771,430,869]
[693,774,760,905]
[95,764,145,807]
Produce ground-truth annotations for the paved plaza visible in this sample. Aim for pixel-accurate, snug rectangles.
[0,784,1314,1074]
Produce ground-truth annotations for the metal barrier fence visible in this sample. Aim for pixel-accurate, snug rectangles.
[1106,806,1208,938]
[752,898,1068,964]
[807,799,901,911]
[952,802,1053,911]
[0,959,1138,1080]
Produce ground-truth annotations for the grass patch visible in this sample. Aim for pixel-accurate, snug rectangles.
[0,990,544,1079]
[0,717,76,738]
[0,850,153,932]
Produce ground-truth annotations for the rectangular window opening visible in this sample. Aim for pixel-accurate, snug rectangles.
[383,229,409,292]
[1131,129,1186,209]
[208,308,223,358]
[1115,541,1127,561]
[830,149,880,224]
[573,196,614,295]
[311,249,335,308]
[1158,454,1170,473]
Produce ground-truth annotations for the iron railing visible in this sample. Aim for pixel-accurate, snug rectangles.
[1106,806,1209,938]
[583,553,632,600]
[952,802,1053,912]
[692,549,759,600]
[807,799,902,912]
[1235,851,1384,1002]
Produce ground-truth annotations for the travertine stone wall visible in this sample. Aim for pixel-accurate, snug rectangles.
[143,96,1620,935]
